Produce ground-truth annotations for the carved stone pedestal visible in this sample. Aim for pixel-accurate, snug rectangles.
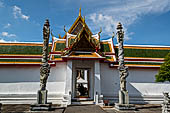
[30,103,52,111]
[115,90,135,110]
[0,103,2,111]
[119,90,129,104]
[30,90,52,111]
[115,103,135,110]
[37,90,48,104]
[162,103,170,113]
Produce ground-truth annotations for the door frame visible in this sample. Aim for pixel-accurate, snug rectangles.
[72,67,94,101]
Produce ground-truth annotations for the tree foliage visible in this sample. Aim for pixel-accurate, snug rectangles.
[155,52,170,82]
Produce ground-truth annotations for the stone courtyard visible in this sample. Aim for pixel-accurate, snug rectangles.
[0,104,162,113]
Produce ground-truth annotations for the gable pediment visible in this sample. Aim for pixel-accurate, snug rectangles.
[68,16,92,36]
[71,29,95,51]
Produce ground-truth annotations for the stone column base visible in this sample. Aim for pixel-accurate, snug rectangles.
[162,103,170,113]
[0,103,2,111]
[115,103,136,110]
[30,103,52,111]
[37,90,48,104]
[119,90,129,104]
[30,90,52,111]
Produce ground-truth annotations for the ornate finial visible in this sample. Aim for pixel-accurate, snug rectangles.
[51,29,54,37]
[59,34,61,39]
[112,32,115,38]
[83,16,85,28]
[98,27,102,34]
[64,25,67,33]
[117,22,123,30]
[79,6,81,16]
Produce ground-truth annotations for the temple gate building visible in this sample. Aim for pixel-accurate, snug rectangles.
[0,10,170,106]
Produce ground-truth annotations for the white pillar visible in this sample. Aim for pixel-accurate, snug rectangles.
[65,60,72,105]
[94,60,101,104]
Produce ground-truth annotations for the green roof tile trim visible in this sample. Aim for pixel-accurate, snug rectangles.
[106,56,112,59]
[54,55,61,58]
[0,45,52,55]
[55,43,66,51]
[125,62,163,65]
[0,59,41,62]
[100,43,111,52]
[124,48,170,58]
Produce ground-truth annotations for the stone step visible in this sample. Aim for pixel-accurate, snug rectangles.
[71,101,94,105]
[65,105,106,113]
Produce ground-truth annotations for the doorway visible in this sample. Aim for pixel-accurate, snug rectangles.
[74,69,90,98]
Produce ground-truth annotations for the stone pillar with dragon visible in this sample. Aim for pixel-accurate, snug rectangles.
[115,22,135,110]
[30,19,52,111]
[116,22,129,105]
[38,19,51,105]
[40,19,50,91]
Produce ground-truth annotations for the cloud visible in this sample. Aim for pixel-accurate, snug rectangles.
[4,23,11,28]
[1,32,16,37]
[0,38,18,43]
[13,6,29,20]
[0,39,6,42]
[0,1,4,8]
[87,0,170,41]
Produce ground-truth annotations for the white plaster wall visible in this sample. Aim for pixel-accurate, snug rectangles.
[0,63,66,83]
[0,82,65,94]
[0,62,67,104]
[100,63,159,103]
[127,68,158,96]
[100,63,119,97]
[131,83,170,96]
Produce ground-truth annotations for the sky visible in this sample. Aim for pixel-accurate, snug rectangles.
[0,0,170,45]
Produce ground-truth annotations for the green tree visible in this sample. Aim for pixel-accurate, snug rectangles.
[155,52,170,82]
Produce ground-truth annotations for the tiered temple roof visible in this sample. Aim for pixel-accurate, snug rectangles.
[0,9,170,68]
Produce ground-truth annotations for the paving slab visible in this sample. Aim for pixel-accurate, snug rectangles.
[1,104,65,113]
[103,104,162,113]
[0,104,162,113]
[65,105,107,113]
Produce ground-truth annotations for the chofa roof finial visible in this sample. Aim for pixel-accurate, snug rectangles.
[83,16,85,28]
[79,6,81,17]
[64,25,67,33]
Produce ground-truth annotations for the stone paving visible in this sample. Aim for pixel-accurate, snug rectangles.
[65,105,106,113]
[0,104,162,113]
[103,104,162,113]
[1,104,65,113]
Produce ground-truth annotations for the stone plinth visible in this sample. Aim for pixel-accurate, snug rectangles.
[0,103,2,111]
[30,90,52,111]
[30,103,52,111]
[162,103,170,113]
[115,90,135,110]
[119,90,129,104]
[37,90,47,104]
[115,103,135,110]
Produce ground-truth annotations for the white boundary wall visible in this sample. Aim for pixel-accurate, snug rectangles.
[0,62,168,104]
[100,63,165,104]
[0,62,67,104]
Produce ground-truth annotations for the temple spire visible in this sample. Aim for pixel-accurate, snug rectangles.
[79,6,81,17]
[83,16,85,27]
